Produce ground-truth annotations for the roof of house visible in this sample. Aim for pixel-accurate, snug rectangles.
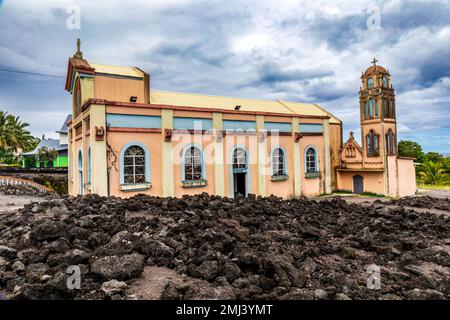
[150,90,341,124]
[22,139,67,156]
[57,114,72,133]
[90,63,144,79]
[70,59,341,124]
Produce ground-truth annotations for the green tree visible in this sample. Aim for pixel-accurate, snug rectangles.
[423,152,444,163]
[0,110,37,154]
[36,146,58,168]
[398,140,424,161]
[418,160,445,185]
[442,157,450,173]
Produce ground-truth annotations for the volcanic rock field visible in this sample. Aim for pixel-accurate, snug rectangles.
[0,189,449,300]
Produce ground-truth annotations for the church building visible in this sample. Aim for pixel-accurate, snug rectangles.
[65,41,416,199]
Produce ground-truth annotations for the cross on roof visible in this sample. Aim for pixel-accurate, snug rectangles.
[371,58,378,67]
[73,38,83,59]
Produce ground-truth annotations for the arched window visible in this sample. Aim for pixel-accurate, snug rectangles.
[364,101,368,119]
[183,146,203,181]
[386,129,396,155]
[305,147,318,173]
[271,147,286,177]
[369,98,374,118]
[233,148,247,170]
[374,99,378,117]
[367,78,374,89]
[366,129,379,157]
[77,149,83,194]
[123,145,146,184]
[87,147,91,184]
[73,79,82,118]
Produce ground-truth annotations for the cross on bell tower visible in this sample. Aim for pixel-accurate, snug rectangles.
[371,58,378,67]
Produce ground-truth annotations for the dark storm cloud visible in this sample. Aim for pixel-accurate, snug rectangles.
[383,0,450,30]
[255,63,334,85]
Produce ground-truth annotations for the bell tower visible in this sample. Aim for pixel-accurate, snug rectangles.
[359,59,397,167]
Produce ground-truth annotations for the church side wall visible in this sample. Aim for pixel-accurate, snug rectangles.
[94,75,147,103]
[107,131,163,198]
[397,158,416,197]
[329,123,342,190]
[387,155,398,197]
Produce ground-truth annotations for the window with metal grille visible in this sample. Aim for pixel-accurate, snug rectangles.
[184,146,202,181]
[233,148,247,169]
[272,148,285,176]
[366,130,379,157]
[386,129,396,155]
[305,148,317,173]
[123,146,146,184]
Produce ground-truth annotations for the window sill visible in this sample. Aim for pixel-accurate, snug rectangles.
[182,179,208,188]
[120,182,152,191]
[271,174,289,182]
[305,172,321,179]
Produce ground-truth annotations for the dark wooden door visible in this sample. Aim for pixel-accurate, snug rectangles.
[353,175,364,194]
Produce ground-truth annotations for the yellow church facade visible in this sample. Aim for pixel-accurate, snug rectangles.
[65,44,415,199]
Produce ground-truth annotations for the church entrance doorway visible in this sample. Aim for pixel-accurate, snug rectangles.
[232,147,248,197]
[233,172,246,197]
[353,175,364,194]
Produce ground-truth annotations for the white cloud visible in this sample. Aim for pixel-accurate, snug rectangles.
[0,0,449,152]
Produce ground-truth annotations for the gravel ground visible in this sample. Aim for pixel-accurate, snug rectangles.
[417,189,450,199]
[0,192,46,214]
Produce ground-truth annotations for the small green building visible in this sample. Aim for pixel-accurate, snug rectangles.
[21,115,71,168]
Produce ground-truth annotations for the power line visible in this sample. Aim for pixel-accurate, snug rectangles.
[0,66,64,78]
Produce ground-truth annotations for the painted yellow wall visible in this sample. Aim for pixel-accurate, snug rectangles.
[94,75,146,103]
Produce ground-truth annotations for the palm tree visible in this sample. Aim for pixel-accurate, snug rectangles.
[418,160,445,185]
[0,110,37,154]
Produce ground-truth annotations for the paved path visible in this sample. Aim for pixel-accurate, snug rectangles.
[314,190,450,217]
[417,189,450,199]
[0,191,44,214]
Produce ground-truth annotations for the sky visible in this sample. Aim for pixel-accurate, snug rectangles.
[0,0,449,153]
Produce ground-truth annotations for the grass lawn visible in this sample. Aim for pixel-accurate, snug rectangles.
[417,184,450,191]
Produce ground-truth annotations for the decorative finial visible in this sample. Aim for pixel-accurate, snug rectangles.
[371,58,378,67]
[349,131,354,139]
[73,38,83,59]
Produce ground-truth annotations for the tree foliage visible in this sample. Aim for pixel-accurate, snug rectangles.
[418,160,446,185]
[0,110,37,151]
[398,140,449,185]
[398,140,424,160]
[0,110,38,164]
[36,146,58,166]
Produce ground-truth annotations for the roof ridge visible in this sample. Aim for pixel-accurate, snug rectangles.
[276,100,297,114]
[90,62,135,69]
